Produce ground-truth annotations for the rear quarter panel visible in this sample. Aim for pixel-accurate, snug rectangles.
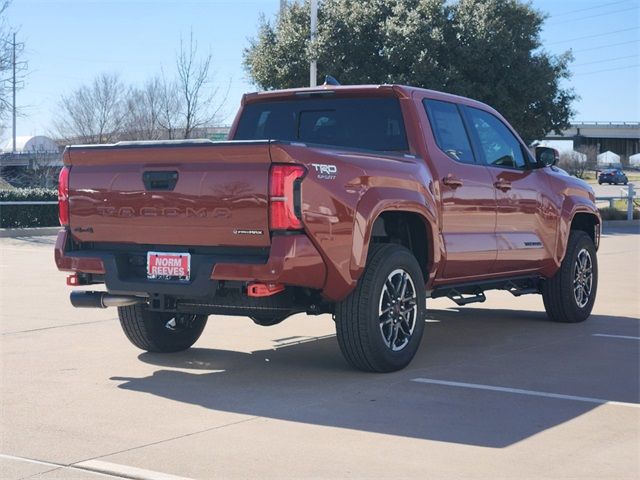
[271,143,438,301]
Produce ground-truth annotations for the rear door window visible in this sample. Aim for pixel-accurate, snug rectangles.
[423,99,475,164]
[235,97,408,152]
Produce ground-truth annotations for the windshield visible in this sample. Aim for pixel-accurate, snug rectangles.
[234,96,409,152]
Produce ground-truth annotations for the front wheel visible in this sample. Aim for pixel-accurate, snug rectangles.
[335,244,426,372]
[118,304,207,352]
[542,231,598,323]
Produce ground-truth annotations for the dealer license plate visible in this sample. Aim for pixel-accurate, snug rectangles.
[147,252,190,281]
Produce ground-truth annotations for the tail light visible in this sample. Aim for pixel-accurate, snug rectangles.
[269,164,306,230]
[58,166,70,226]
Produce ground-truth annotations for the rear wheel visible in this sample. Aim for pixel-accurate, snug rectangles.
[542,231,598,323]
[335,244,426,372]
[118,304,207,352]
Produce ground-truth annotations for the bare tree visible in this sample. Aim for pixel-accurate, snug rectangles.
[53,73,128,144]
[576,144,598,173]
[123,77,165,140]
[0,0,12,130]
[175,31,227,139]
[51,32,228,143]
[156,73,183,140]
[559,150,589,179]
[6,155,60,188]
[0,1,27,136]
[1,144,62,188]
[121,73,183,141]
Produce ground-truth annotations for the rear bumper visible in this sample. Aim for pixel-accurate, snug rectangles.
[211,234,326,287]
[55,230,106,274]
[54,230,326,296]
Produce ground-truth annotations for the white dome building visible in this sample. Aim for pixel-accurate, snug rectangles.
[629,153,640,167]
[1,135,60,154]
[597,150,621,167]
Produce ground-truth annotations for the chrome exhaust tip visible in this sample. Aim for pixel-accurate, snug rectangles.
[70,291,146,309]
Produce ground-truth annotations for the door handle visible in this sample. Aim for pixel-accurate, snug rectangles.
[143,171,179,191]
[442,175,463,189]
[494,179,512,192]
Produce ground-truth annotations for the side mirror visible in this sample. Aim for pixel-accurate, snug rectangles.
[535,146,559,167]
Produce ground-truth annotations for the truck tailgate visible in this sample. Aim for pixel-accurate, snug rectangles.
[65,141,271,247]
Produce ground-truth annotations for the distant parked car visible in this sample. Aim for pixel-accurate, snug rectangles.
[598,169,628,185]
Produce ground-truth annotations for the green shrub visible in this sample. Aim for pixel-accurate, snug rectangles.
[598,207,640,221]
[0,188,59,228]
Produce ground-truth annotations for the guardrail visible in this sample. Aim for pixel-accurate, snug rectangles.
[595,183,636,221]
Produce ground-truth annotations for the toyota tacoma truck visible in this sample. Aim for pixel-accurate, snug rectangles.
[55,84,600,372]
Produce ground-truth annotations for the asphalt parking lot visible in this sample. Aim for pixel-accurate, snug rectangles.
[1,226,639,479]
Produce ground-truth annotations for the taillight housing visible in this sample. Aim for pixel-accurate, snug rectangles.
[269,164,306,230]
[58,166,70,226]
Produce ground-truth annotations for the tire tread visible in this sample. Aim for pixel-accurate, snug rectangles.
[543,230,597,323]
[335,243,425,372]
[119,303,159,351]
[118,304,206,352]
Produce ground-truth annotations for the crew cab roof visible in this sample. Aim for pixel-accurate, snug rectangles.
[242,84,495,113]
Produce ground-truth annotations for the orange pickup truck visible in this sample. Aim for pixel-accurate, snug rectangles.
[55,84,600,372]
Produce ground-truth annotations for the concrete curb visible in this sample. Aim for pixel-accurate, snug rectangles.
[0,227,61,238]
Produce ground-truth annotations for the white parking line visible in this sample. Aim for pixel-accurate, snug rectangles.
[410,378,640,409]
[0,453,194,480]
[592,333,640,340]
[0,453,122,478]
[75,460,194,480]
[0,453,62,468]
[273,333,336,349]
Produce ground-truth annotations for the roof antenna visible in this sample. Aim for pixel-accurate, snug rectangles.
[323,75,341,86]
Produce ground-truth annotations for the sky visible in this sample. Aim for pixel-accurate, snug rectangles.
[4,0,640,141]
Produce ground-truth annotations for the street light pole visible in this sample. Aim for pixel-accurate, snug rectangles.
[12,32,16,153]
[310,0,317,87]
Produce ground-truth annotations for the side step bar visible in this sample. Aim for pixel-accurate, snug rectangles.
[445,289,486,306]
[429,276,542,306]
